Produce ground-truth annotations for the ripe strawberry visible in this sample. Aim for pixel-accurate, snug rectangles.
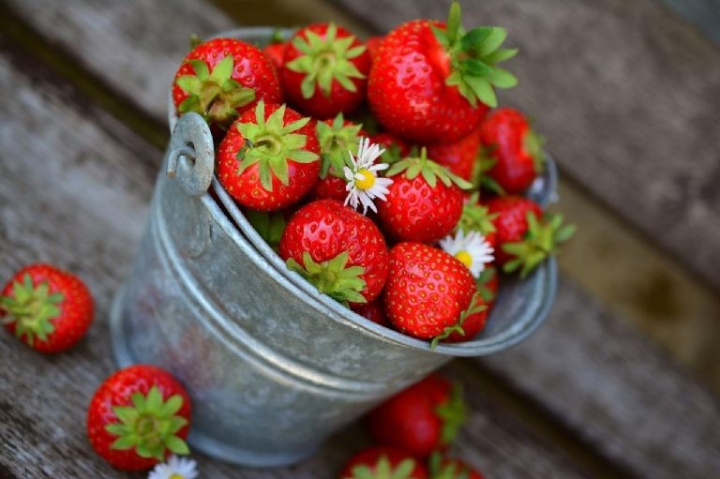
[426,128,483,181]
[282,23,371,119]
[352,298,391,328]
[479,107,545,194]
[486,196,574,277]
[439,293,488,343]
[217,101,320,211]
[371,132,411,165]
[383,242,477,340]
[311,114,367,202]
[172,38,283,130]
[87,365,192,471]
[365,35,383,62]
[0,264,93,353]
[368,1,517,143]
[279,199,390,304]
[339,446,428,479]
[262,30,288,69]
[367,374,465,458]
[428,453,485,479]
[377,149,470,243]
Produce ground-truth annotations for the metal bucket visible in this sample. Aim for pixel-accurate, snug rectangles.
[109,28,558,468]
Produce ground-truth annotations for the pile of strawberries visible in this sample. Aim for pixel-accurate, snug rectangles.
[339,373,485,478]
[171,0,573,347]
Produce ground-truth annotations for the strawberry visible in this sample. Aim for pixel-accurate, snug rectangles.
[86,365,192,471]
[365,35,383,62]
[352,298,391,328]
[479,107,545,194]
[428,453,485,479]
[311,114,367,202]
[217,101,321,211]
[262,30,288,69]
[0,263,93,353]
[279,199,390,304]
[377,149,470,243]
[282,23,371,119]
[371,132,411,166]
[172,38,283,130]
[367,374,465,459]
[339,446,428,479]
[368,1,517,143]
[438,293,488,343]
[486,196,575,277]
[425,128,483,182]
[383,242,477,340]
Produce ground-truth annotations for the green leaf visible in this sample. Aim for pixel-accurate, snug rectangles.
[165,435,190,455]
[160,395,183,417]
[465,77,497,108]
[489,67,518,89]
[461,58,494,77]
[209,55,234,83]
[188,59,209,79]
[110,435,138,451]
[460,27,494,51]
[446,0,462,44]
[485,48,518,64]
[112,406,138,425]
[476,27,508,57]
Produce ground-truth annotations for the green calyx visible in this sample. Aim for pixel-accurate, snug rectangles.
[430,293,486,349]
[433,1,518,108]
[0,274,63,346]
[235,101,319,192]
[286,22,367,99]
[436,382,466,445]
[473,146,506,195]
[428,452,472,479]
[524,128,546,175]
[387,148,473,190]
[245,210,287,251]
[286,251,367,306]
[502,212,576,278]
[350,455,418,479]
[176,55,256,129]
[316,113,363,178]
[457,192,498,236]
[475,267,497,303]
[105,386,189,462]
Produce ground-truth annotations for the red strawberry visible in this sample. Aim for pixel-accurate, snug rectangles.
[311,114,367,202]
[428,454,485,479]
[479,107,545,194]
[86,365,192,471]
[365,35,383,62]
[279,199,390,304]
[426,128,483,181]
[282,23,371,119]
[378,149,470,243]
[383,242,477,340]
[339,446,428,479]
[262,30,288,69]
[368,2,517,143]
[352,298,391,328]
[371,132,411,165]
[172,38,283,130]
[440,294,488,343]
[0,264,93,353]
[367,374,465,458]
[486,196,574,277]
[217,101,321,211]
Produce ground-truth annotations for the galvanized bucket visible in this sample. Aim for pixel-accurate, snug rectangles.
[109,28,558,468]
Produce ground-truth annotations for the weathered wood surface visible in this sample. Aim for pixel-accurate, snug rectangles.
[332,0,720,294]
[0,38,592,479]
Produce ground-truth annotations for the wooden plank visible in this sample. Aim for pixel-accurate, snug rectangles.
[330,0,720,293]
[0,39,591,479]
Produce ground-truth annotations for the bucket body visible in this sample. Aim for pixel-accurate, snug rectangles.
[110,28,557,468]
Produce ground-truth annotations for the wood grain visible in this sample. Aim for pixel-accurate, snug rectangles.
[331,0,720,293]
[0,42,590,479]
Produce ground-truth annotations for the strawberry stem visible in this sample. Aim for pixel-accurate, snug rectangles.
[286,251,367,305]
[0,274,63,346]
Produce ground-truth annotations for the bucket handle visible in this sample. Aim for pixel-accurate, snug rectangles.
[166,112,215,197]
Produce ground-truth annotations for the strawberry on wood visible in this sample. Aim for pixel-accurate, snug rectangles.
[1,263,93,353]
[217,101,321,211]
[339,446,428,479]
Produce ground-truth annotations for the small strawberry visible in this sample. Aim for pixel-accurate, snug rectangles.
[282,23,371,119]
[479,107,545,195]
[378,149,470,243]
[428,453,485,479]
[425,128,483,181]
[383,242,477,340]
[0,263,93,353]
[217,101,320,211]
[279,199,390,304]
[486,196,575,277]
[87,365,192,471]
[172,38,283,130]
[311,114,367,202]
[262,30,288,69]
[366,374,465,458]
[368,1,517,143]
[339,446,428,479]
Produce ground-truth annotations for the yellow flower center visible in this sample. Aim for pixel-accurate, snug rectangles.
[170,474,185,479]
[356,168,376,191]
[455,251,473,269]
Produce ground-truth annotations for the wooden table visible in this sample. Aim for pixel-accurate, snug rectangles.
[1,0,719,477]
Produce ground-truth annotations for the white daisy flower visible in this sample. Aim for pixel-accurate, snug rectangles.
[439,230,495,277]
[148,455,198,479]
[343,137,393,215]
